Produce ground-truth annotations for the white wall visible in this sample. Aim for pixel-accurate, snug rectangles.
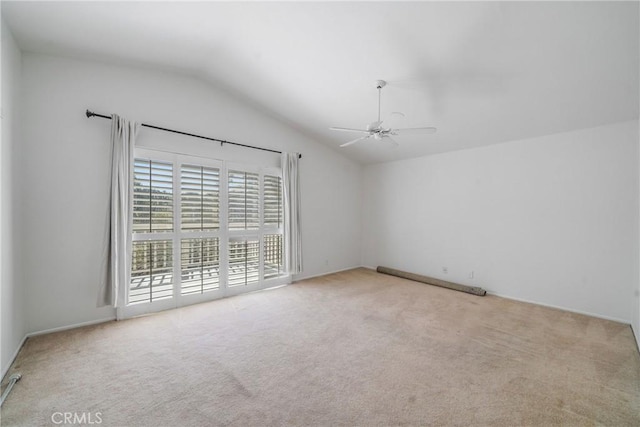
[635,20,640,347]
[363,121,639,323]
[20,53,362,333]
[635,116,640,345]
[1,21,25,376]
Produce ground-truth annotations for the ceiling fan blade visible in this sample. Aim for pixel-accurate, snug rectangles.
[340,136,370,147]
[392,127,437,135]
[330,126,370,134]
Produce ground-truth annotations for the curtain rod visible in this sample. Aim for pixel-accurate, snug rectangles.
[85,110,301,159]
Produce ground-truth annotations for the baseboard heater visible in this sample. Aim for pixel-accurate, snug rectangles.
[376,266,486,296]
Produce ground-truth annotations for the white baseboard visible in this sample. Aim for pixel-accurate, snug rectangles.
[368,265,630,325]
[487,291,629,325]
[631,324,640,354]
[2,335,28,381]
[27,317,117,338]
[2,317,117,380]
[293,265,364,282]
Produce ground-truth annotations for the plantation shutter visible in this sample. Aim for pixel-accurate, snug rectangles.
[180,164,220,231]
[130,240,173,304]
[180,238,220,295]
[126,151,290,317]
[132,159,173,233]
[228,170,259,230]
[228,239,260,287]
[263,174,284,279]
[263,175,282,228]
[264,234,283,279]
[130,159,175,305]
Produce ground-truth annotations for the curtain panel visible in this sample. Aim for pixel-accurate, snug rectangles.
[282,152,303,275]
[97,114,139,308]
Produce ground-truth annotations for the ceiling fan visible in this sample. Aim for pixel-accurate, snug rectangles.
[330,80,437,148]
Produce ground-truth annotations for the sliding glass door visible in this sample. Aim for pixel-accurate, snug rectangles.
[119,149,288,319]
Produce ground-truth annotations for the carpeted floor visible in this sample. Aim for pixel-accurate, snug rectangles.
[1,268,639,426]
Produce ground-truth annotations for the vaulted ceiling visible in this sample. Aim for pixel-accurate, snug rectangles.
[3,1,638,164]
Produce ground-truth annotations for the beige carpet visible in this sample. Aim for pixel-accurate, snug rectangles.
[1,268,639,426]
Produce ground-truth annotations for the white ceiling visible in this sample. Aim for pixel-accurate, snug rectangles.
[3,1,638,164]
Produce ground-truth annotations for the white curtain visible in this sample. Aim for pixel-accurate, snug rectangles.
[98,114,139,307]
[282,152,303,275]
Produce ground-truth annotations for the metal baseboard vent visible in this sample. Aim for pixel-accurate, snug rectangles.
[377,266,487,296]
[0,373,22,406]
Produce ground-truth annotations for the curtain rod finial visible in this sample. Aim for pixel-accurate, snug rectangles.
[86,109,93,118]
